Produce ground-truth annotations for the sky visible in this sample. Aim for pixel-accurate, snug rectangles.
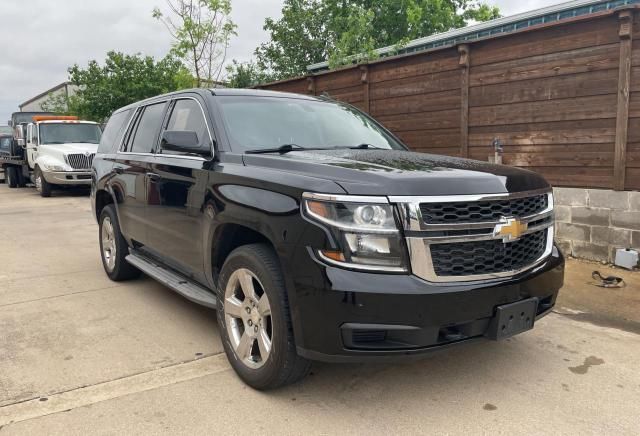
[0,0,563,123]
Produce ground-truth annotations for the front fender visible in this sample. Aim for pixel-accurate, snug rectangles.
[202,184,301,290]
[34,155,69,177]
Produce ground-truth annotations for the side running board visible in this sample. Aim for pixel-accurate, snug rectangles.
[126,252,217,309]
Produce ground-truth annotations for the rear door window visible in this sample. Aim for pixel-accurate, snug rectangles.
[128,102,166,154]
[99,109,132,154]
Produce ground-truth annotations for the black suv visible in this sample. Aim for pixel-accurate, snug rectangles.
[91,88,564,389]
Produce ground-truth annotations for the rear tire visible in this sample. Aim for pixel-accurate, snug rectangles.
[217,244,311,390]
[99,204,141,281]
[34,167,52,197]
[6,167,18,188]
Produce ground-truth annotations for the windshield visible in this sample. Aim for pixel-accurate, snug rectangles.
[216,96,406,152]
[39,123,102,145]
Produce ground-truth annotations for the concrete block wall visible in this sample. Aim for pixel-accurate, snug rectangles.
[554,188,640,263]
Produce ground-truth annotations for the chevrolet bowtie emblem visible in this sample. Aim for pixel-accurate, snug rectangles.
[494,218,528,243]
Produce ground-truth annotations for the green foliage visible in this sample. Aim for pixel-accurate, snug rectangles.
[256,0,501,78]
[47,51,192,122]
[40,92,80,115]
[153,0,237,87]
[327,5,377,69]
[225,60,269,88]
[255,0,330,81]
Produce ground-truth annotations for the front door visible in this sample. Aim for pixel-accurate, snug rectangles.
[145,97,214,281]
[26,123,38,168]
[112,101,167,246]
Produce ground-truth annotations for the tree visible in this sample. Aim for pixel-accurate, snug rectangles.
[327,4,377,68]
[225,60,269,88]
[153,0,237,87]
[256,0,500,78]
[44,51,193,122]
[40,92,80,115]
[255,0,330,81]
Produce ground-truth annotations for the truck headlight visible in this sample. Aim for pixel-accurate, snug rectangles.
[303,193,407,272]
[42,163,66,172]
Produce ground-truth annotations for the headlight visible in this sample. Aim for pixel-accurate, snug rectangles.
[42,163,66,172]
[303,193,407,271]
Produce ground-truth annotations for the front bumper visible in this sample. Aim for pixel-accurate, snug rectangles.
[289,247,564,363]
[43,170,92,185]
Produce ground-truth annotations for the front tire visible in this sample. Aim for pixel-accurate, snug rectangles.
[99,204,141,281]
[217,244,311,390]
[34,167,52,197]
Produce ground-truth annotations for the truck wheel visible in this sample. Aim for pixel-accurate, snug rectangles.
[6,167,18,188]
[217,244,311,390]
[34,167,52,197]
[99,204,141,281]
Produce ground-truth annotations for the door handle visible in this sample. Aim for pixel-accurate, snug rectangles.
[147,173,161,182]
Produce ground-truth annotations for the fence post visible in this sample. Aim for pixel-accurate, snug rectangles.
[459,44,470,158]
[614,10,634,191]
[360,65,370,113]
[307,76,316,95]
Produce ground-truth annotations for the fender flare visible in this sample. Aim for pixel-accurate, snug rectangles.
[202,207,282,291]
[95,183,123,225]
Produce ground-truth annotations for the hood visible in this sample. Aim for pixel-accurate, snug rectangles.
[40,143,99,155]
[242,149,549,196]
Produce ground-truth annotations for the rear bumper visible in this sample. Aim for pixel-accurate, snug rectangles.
[43,171,92,185]
[289,246,565,362]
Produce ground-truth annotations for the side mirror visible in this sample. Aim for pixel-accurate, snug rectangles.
[161,130,210,156]
[7,120,12,127]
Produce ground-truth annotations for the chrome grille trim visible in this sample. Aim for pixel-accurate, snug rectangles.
[406,228,554,283]
[393,188,553,233]
[392,189,554,283]
[66,153,95,170]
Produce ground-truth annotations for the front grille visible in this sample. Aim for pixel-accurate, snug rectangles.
[420,194,548,224]
[430,230,548,277]
[352,330,387,344]
[66,153,94,170]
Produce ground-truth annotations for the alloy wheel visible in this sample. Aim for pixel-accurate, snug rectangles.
[101,217,117,272]
[224,268,273,369]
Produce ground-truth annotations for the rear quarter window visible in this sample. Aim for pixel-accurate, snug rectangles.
[98,109,132,154]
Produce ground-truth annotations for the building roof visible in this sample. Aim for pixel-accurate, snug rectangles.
[19,82,72,109]
[308,0,639,73]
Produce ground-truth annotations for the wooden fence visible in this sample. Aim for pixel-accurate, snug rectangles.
[257,7,640,191]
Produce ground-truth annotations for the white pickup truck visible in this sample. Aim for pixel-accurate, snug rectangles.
[1,115,102,197]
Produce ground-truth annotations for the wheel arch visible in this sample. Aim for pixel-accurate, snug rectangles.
[208,222,277,289]
[94,188,116,221]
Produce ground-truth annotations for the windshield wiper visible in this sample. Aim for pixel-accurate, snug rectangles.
[349,143,384,150]
[245,144,307,155]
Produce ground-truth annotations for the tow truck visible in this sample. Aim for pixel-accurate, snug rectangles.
[0,115,102,196]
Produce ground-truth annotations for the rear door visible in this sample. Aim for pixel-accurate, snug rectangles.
[144,96,214,280]
[111,101,168,246]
